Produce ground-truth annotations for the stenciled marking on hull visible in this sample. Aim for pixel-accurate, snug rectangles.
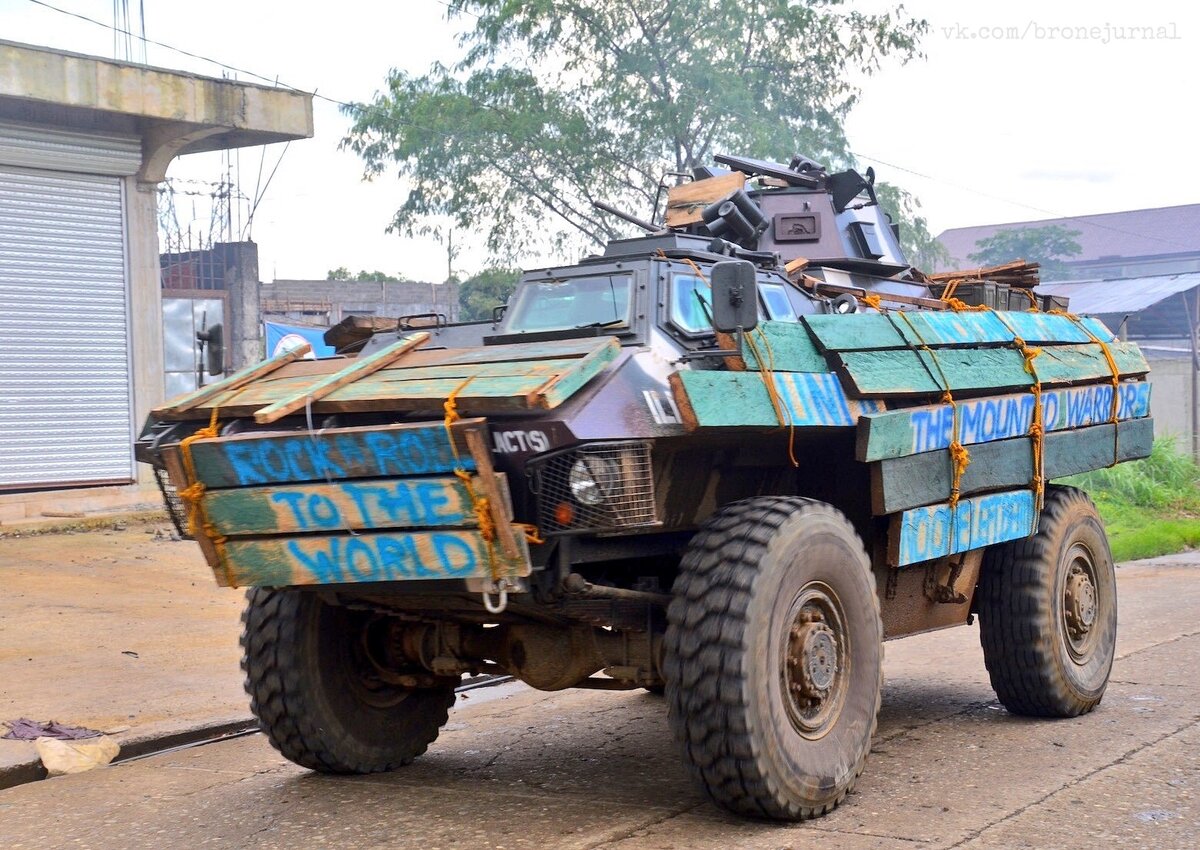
[891,382,1151,457]
[895,489,1036,566]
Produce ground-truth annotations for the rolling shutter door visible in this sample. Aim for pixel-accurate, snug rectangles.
[0,126,139,488]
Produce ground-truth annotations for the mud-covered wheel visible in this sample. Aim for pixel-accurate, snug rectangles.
[664,497,883,820]
[977,485,1117,717]
[241,587,456,773]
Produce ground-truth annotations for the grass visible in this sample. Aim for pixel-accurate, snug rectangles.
[1058,437,1200,562]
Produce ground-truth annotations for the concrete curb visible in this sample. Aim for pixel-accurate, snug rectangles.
[0,717,257,792]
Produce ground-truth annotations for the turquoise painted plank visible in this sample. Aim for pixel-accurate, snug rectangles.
[674,370,885,428]
[890,489,1037,567]
[536,338,621,408]
[188,423,472,489]
[738,321,833,372]
[203,475,484,536]
[805,311,1117,352]
[222,527,531,587]
[837,342,1149,398]
[856,381,1153,461]
[871,418,1154,514]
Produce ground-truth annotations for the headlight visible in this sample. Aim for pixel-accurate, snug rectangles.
[568,457,617,505]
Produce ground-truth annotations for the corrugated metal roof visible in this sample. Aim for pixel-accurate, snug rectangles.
[935,204,1200,270]
[1037,272,1200,315]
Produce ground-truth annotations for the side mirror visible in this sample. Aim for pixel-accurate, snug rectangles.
[199,323,225,376]
[710,260,758,333]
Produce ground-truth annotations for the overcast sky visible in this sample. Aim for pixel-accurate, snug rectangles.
[3,0,1196,281]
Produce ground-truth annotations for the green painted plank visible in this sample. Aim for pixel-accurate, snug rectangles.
[889,489,1037,567]
[804,311,1116,352]
[856,381,1153,461]
[870,418,1154,514]
[836,341,1149,398]
[739,322,832,372]
[673,370,884,428]
[188,422,472,489]
[537,338,621,408]
[803,313,907,351]
[203,475,486,536]
[221,527,531,588]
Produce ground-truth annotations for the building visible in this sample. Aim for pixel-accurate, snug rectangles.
[937,204,1200,279]
[0,40,312,521]
[262,277,459,325]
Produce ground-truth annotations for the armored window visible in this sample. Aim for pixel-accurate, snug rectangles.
[759,283,797,322]
[669,274,713,336]
[505,274,632,333]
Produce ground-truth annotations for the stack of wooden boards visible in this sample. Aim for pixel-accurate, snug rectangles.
[670,310,1153,567]
[150,335,622,588]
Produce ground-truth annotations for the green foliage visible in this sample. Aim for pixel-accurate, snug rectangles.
[967,225,1082,280]
[1059,437,1200,561]
[459,267,521,321]
[326,268,412,282]
[342,0,927,259]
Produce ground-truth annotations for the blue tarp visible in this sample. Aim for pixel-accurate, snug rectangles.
[263,321,336,359]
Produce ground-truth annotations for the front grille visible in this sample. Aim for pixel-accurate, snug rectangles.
[532,441,658,533]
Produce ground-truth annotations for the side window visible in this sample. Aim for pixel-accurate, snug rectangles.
[670,274,713,335]
[760,282,798,322]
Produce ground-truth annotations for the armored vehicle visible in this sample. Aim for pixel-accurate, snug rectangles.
[137,153,1152,820]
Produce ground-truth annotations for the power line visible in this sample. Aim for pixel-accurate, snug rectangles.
[26,0,1194,253]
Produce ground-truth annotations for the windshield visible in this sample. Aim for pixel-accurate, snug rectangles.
[505,274,632,333]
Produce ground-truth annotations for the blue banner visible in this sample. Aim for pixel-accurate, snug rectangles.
[264,321,336,359]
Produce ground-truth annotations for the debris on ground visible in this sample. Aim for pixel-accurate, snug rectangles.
[34,735,120,776]
[2,718,102,741]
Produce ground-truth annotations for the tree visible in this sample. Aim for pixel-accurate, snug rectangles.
[325,268,413,283]
[342,1,928,260]
[968,225,1083,281]
[459,267,521,321]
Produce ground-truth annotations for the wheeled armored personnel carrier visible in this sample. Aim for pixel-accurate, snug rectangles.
[138,153,1152,820]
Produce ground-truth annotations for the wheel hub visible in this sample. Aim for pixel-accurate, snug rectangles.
[787,614,838,704]
[1064,567,1097,640]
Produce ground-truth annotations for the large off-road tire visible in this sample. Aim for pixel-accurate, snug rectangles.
[664,497,883,821]
[977,485,1117,717]
[241,587,456,773]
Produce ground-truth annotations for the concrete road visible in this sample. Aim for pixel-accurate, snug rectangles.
[1,555,1197,850]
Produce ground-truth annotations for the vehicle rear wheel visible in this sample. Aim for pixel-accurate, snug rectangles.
[664,497,883,820]
[977,485,1117,717]
[241,587,456,773]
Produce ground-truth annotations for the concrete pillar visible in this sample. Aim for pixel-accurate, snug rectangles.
[224,242,262,370]
[125,178,165,485]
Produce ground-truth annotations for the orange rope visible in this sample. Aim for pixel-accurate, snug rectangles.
[442,376,500,580]
[861,293,883,311]
[177,405,234,587]
[1051,309,1123,465]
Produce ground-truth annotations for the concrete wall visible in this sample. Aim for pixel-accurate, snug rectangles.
[262,279,460,324]
[1145,357,1199,455]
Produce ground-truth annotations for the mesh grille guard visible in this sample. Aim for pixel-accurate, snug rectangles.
[530,441,658,534]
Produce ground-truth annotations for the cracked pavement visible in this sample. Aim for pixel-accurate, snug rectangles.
[0,553,1196,849]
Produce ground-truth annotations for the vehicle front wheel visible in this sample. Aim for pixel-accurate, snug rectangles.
[977,485,1118,717]
[664,497,883,820]
[241,588,456,773]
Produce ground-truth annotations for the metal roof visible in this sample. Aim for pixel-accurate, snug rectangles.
[1037,272,1200,315]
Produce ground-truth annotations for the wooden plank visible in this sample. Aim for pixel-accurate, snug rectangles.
[459,422,520,560]
[804,311,1115,353]
[254,332,430,424]
[202,475,491,536]
[222,527,532,588]
[528,337,621,408]
[871,418,1154,514]
[665,172,746,227]
[673,370,884,428]
[160,338,621,422]
[738,322,831,372]
[856,381,1153,461]
[186,421,477,489]
[887,489,1037,567]
[836,341,1149,398]
[155,343,313,414]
